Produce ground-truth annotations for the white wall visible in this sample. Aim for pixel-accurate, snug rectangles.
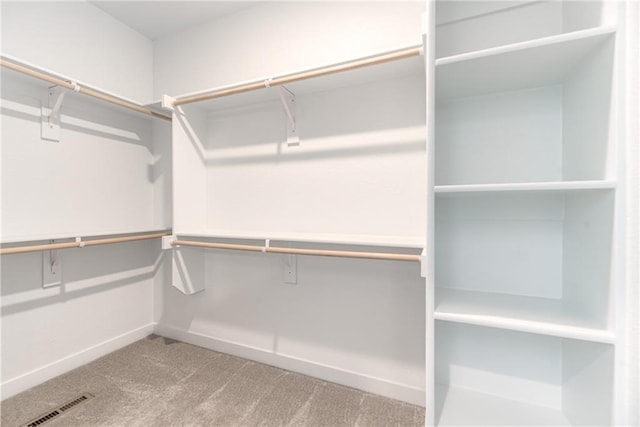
[154,1,427,405]
[0,241,160,398]
[1,1,154,103]
[154,1,425,98]
[622,2,640,424]
[0,1,166,399]
[0,77,156,239]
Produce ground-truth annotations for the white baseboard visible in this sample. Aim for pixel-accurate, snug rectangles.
[154,323,425,407]
[1,323,156,400]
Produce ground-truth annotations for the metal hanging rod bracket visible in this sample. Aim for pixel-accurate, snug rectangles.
[49,83,79,122]
[43,240,62,288]
[277,86,299,146]
[420,248,427,278]
[41,84,78,142]
[284,253,297,284]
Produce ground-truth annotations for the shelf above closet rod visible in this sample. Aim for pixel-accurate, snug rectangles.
[0,232,170,255]
[0,54,171,122]
[172,239,422,262]
[173,45,423,106]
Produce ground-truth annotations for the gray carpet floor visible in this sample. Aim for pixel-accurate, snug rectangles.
[1,335,425,426]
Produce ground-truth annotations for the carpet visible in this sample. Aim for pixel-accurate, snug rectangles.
[1,335,425,426]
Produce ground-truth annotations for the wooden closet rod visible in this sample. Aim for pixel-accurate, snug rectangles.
[0,232,170,255]
[172,239,422,262]
[174,46,423,106]
[0,57,171,122]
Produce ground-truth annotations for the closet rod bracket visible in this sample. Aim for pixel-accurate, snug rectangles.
[42,240,62,288]
[278,86,299,146]
[161,95,176,112]
[41,83,79,142]
[420,248,427,279]
[162,235,176,250]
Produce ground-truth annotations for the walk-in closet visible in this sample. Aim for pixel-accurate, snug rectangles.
[1,1,638,426]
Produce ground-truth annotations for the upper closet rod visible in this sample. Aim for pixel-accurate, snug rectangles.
[174,45,423,107]
[172,239,422,262]
[0,56,171,122]
[0,232,170,255]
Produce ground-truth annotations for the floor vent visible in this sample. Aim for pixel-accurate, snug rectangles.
[21,393,94,427]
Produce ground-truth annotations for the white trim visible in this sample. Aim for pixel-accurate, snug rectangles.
[435,25,616,66]
[435,180,616,194]
[154,323,426,407]
[620,1,640,425]
[175,230,425,249]
[1,227,171,244]
[0,323,156,400]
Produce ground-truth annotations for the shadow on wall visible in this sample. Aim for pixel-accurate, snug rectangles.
[0,240,161,315]
[204,127,426,167]
[1,70,151,147]
[159,248,425,382]
[147,120,172,185]
[175,73,426,166]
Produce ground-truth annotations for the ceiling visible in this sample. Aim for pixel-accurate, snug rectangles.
[90,1,259,40]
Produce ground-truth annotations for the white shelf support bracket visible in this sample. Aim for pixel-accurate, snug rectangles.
[420,248,428,278]
[162,235,176,250]
[41,83,78,142]
[278,86,299,146]
[43,240,62,288]
[283,254,297,284]
[161,94,176,112]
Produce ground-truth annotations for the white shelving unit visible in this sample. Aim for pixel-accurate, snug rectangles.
[427,0,626,425]
[168,46,428,294]
[435,287,615,344]
[435,323,614,426]
[435,26,615,100]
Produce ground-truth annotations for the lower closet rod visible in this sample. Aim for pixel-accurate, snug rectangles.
[0,232,170,255]
[172,240,421,262]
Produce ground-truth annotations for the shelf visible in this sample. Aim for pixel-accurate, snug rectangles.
[436,26,616,99]
[435,180,616,195]
[172,44,425,112]
[175,230,425,250]
[434,288,614,344]
[435,384,570,426]
[0,53,170,121]
[435,322,614,426]
[434,0,610,59]
[435,191,615,339]
[171,45,427,257]
[435,1,541,28]
[435,34,614,185]
[0,227,171,244]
